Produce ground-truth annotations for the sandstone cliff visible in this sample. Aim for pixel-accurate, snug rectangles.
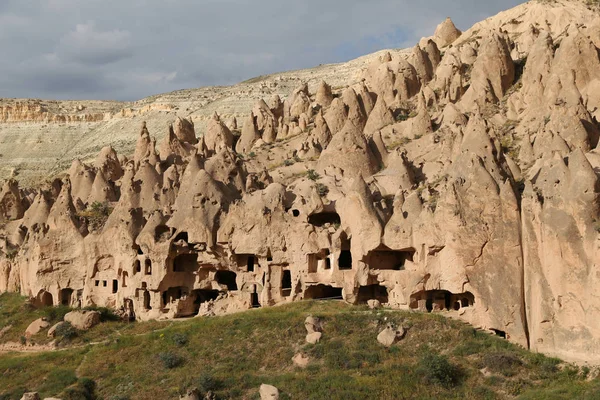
[1,0,600,364]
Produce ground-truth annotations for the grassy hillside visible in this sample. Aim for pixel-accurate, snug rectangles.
[0,293,599,400]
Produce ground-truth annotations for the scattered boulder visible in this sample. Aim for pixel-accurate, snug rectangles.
[304,316,322,333]
[306,332,322,344]
[25,318,50,338]
[377,323,406,347]
[20,393,40,400]
[367,299,382,309]
[47,322,66,338]
[179,388,200,400]
[259,384,279,400]
[64,310,100,331]
[292,353,310,368]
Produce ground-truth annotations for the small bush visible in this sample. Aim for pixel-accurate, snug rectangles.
[315,183,329,197]
[417,351,461,388]
[158,351,185,369]
[307,169,320,181]
[197,371,222,394]
[283,159,295,167]
[55,321,78,341]
[62,377,97,400]
[78,202,113,232]
[482,352,522,376]
[43,305,73,322]
[172,332,189,347]
[82,306,120,322]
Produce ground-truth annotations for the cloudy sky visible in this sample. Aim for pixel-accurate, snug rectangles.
[0,0,525,101]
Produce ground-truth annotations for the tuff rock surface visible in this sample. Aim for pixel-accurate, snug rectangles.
[1,0,600,364]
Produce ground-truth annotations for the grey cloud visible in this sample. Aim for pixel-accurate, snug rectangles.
[0,0,525,101]
[57,22,133,66]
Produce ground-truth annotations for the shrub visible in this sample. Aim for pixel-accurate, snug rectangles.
[158,351,185,369]
[62,377,97,400]
[78,202,113,232]
[482,352,522,376]
[55,321,78,341]
[43,304,72,322]
[283,159,295,167]
[315,183,329,197]
[307,169,320,181]
[172,332,189,347]
[197,371,222,394]
[417,351,461,388]
[82,306,120,322]
[248,152,256,159]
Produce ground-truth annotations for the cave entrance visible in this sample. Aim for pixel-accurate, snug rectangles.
[409,290,475,312]
[145,259,152,275]
[308,212,341,227]
[173,231,189,244]
[59,288,73,306]
[143,290,152,310]
[251,284,261,308]
[215,270,238,291]
[304,284,343,300]
[338,233,352,270]
[173,253,198,273]
[162,287,187,307]
[112,279,118,294]
[192,289,220,313]
[154,225,172,242]
[281,270,292,297]
[367,247,416,270]
[357,284,389,304]
[308,249,331,273]
[38,291,54,307]
[236,254,257,272]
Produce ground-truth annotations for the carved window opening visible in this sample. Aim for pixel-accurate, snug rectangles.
[409,290,474,312]
[215,270,238,291]
[367,247,416,271]
[173,253,198,273]
[281,270,292,297]
[338,233,352,270]
[304,284,342,300]
[59,289,73,306]
[143,290,152,310]
[308,212,341,227]
[357,285,388,304]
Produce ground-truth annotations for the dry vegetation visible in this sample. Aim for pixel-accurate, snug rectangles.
[1,294,599,399]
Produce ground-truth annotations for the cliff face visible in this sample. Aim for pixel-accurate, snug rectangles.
[1,0,600,363]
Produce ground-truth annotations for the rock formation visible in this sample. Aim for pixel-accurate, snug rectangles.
[1,1,600,365]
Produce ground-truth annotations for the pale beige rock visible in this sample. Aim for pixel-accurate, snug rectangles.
[315,81,333,108]
[367,299,381,309]
[377,323,405,347]
[306,332,322,344]
[64,310,100,330]
[47,322,65,338]
[434,17,462,47]
[259,384,279,400]
[25,318,50,338]
[20,393,40,400]
[292,353,310,368]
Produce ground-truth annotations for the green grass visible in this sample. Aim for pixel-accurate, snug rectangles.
[0,295,598,399]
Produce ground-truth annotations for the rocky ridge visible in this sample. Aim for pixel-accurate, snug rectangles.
[0,0,600,364]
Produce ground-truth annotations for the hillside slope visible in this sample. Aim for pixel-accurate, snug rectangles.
[1,295,599,400]
[1,0,600,369]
